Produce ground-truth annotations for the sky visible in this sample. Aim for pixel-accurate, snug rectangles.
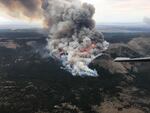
[82,0,150,23]
[0,0,150,26]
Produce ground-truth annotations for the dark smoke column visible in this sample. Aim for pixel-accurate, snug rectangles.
[42,0,109,76]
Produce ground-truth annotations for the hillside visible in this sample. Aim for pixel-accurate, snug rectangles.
[0,37,149,113]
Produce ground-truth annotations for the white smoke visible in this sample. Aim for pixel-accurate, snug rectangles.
[42,0,109,76]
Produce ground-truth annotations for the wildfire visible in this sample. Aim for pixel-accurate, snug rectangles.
[44,0,109,76]
[80,43,96,53]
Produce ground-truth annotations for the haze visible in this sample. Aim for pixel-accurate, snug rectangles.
[0,0,150,27]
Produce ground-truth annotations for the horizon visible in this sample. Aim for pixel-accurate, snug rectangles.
[0,0,150,27]
[0,22,148,30]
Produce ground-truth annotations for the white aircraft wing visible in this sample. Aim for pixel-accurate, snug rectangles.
[114,57,150,62]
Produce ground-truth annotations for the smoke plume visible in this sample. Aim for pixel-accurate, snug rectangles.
[0,0,109,76]
[0,0,42,19]
[42,0,109,76]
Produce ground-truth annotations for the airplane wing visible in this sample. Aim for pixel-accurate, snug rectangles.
[114,57,150,62]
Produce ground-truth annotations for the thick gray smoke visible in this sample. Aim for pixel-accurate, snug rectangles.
[42,0,109,76]
[0,0,109,76]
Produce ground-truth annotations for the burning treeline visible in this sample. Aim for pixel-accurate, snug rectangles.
[0,0,109,76]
